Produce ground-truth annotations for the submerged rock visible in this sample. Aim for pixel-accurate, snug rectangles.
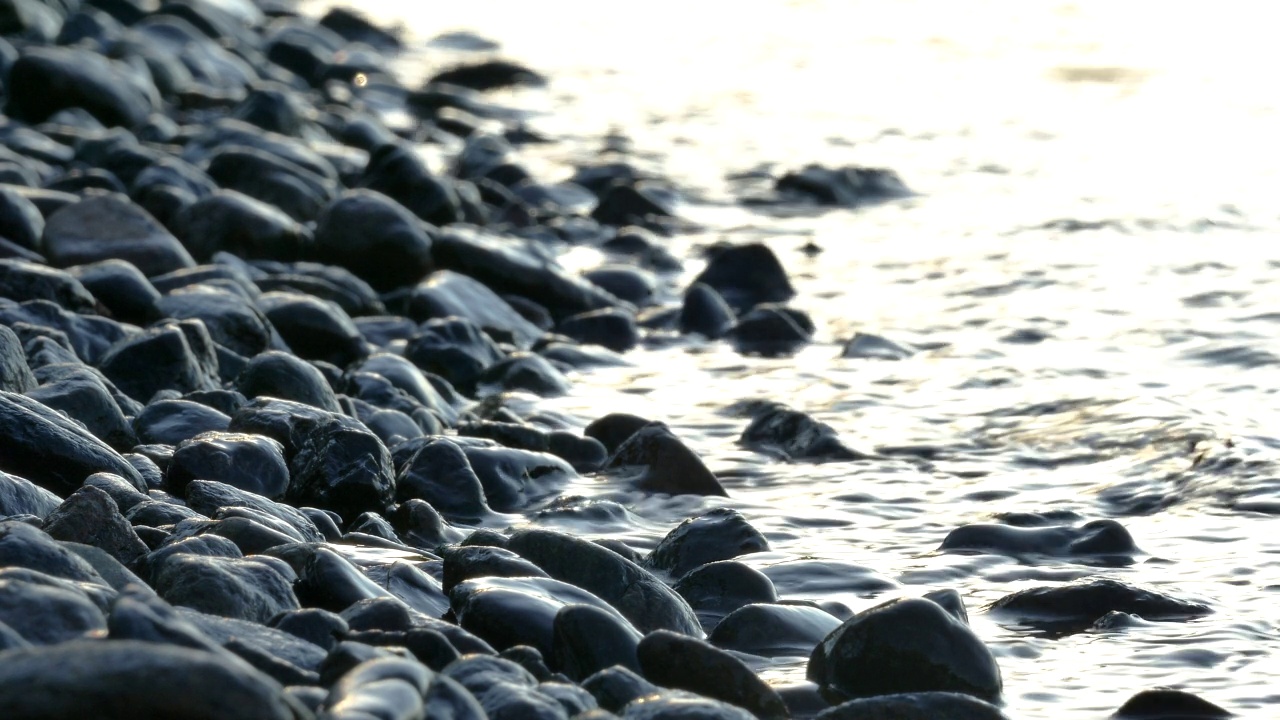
[739,403,869,461]
[709,603,841,657]
[638,629,788,719]
[940,519,1140,559]
[815,692,1011,720]
[989,578,1212,630]
[646,508,769,579]
[603,423,726,497]
[691,243,794,313]
[1111,688,1232,719]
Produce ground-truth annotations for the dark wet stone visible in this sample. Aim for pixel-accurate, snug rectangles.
[153,554,299,624]
[584,266,657,306]
[0,182,45,253]
[774,164,909,206]
[0,390,146,495]
[923,589,970,624]
[434,225,624,320]
[125,499,202,528]
[134,399,231,446]
[444,653,569,720]
[82,472,148,514]
[151,264,259,299]
[0,470,61,519]
[313,189,433,292]
[638,629,788,719]
[179,606,327,678]
[287,416,395,518]
[691,243,794,313]
[816,692,1010,720]
[185,480,324,543]
[451,574,634,659]
[0,299,133,365]
[841,332,916,360]
[539,681,599,716]
[0,259,96,314]
[270,607,348,652]
[646,508,769,579]
[28,363,136,450]
[538,341,628,373]
[679,282,736,339]
[441,544,549,594]
[508,528,702,636]
[228,396,363,460]
[403,270,541,347]
[739,402,869,461]
[67,259,162,324]
[166,431,290,499]
[42,485,147,566]
[0,639,298,719]
[590,183,673,227]
[449,441,574,514]
[941,519,1139,559]
[553,602,643,681]
[42,193,195,276]
[319,6,401,49]
[390,499,466,550]
[603,422,726,497]
[547,431,609,472]
[583,666,661,714]
[99,323,221,403]
[356,353,460,426]
[237,350,341,413]
[0,571,107,645]
[359,142,461,226]
[323,656,430,719]
[258,291,364,367]
[761,559,897,599]
[809,597,1002,703]
[710,603,841,657]
[404,315,508,396]
[176,190,310,264]
[157,285,282,358]
[1112,688,1232,719]
[8,46,158,127]
[989,578,1212,630]
[584,412,653,454]
[558,309,639,353]
[728,305,813,357]
[422,673,489,720]
[0,325,35,393]
[621,694,756,720]
[202,514,307,556]
[430,59,546,91]
[500,645,554,681]
[137,535,243,587]
[477,352,573,397]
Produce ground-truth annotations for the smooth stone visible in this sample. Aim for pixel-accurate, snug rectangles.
[760,559,898,597]
[476,352,573,397]
[28,363,137,450]
[227,396,363,459]
[430,59,546,90]
[0,520,110,584]
[940,519,1139,558]
[450,575,634,660]
[322,656,430,719]
[443,654,569,720]
[204,145,335,223]
[404,314,508,395]
[424,674,489,720]
[270,608,349,652]
[816,692,1011,720]
[0,575,108,645]
[0,299,134,364]
[710,603,842,657]
[176,190,310,263]
[691,243,794,313]
[313,189,434,292]
[0,390,146,495]
[557,308,639,353]
[68,259,162,324]
[137,534,242,582]
[356,353,459,426]
[99,322,221,403]
[157,285,282,358]
[401,270,542,348]
[134,399,231,446]
[508,528,702,636]
[166,431,290,499]
[553,603,643,681]
[590,183,673,227]
[182,120,336,186]
[988,578,1212,630]
[0,640,298,720]
[258,291,364,367]
[185,480,324,543]
[0,470,61,519]
[840,332,915,360]
[0,259,95,313]
[808,597,1002,703]
[775,164,909,206]
[584,266,656,306]
[42,193,194,276]
[236,350,341,413]
[583,666,661,714]
[638,629,788,719]
[1112,688,1232,719]
[646,508,769,579]
[433,225,624,320]
[584,413,653,454]
[7,46,158,127]
[679,282,736,339]
[673,560,779,630]
[728,305,812,357]
[41,485,147,565]
[153,553,299,624]
[621,693,757,720]
[538,680,599,716]
[441,544,549,594]
[359,142,461,226]
[603,422,726,497]
[0,185,44,252]
[739,403,869,461]
[179,606,328,675]
[250,259,385,317]
[452,440,575,514]
[125,499,203,528]
[390,499,468,549]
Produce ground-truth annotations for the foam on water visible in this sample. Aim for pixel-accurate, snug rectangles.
[305,1,1280,716]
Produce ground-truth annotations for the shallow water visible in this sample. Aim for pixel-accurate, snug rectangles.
[305,1,1280,716]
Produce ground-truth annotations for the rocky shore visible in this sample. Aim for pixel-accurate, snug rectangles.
[0,1,1238,719]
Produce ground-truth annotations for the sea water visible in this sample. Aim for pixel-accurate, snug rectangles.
[302,1,1280,716]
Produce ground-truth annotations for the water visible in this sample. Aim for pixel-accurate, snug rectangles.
[304,1,1280,716]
